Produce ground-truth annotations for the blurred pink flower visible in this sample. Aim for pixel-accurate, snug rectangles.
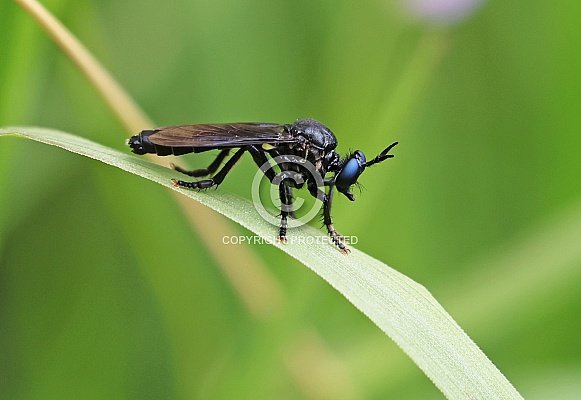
[401,0,486,23]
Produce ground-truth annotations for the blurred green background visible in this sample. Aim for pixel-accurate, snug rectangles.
[1,0,581,398]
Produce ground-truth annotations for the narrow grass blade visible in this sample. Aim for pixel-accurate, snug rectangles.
[0,127,523,399]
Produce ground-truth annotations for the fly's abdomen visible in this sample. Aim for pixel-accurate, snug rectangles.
[128,130,195,156]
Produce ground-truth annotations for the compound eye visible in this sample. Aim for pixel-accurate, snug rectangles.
[335,151,366,190]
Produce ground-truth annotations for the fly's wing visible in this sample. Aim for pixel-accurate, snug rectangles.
[147,123,295,148]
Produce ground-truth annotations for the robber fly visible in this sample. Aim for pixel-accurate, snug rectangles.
[128,118,398,253]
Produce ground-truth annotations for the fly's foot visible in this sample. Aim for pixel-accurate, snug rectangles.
[171,178,216,190]
[327,224,350,254]
[278,216,289,244]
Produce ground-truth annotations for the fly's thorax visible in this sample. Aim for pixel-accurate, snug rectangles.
[290,119,338,152]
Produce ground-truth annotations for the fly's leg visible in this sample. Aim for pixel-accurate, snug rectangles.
[323,188,348,254]
[278,183,295,243]
[309,179,349,254]
[247,146,298,243]
[172,148,245,189]
[171,149,230,177]
[284,184,296,219]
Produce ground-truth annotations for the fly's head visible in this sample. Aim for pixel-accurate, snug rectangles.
[334,150,366,201]
[333,142,399,201]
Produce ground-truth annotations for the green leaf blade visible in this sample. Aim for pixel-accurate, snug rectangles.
[1,127,523,399]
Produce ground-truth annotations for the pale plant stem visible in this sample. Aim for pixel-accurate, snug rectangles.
[15,0,284,318]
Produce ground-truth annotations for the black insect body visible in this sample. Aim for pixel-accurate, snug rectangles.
[128,119,398,253]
